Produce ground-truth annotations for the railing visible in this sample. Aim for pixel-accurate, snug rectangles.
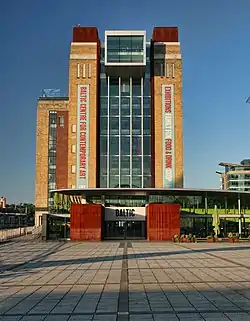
[0,225,42,242]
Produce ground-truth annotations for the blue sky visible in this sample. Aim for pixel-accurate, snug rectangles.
[1,0,250,203]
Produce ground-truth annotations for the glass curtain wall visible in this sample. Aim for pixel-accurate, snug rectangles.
[100,45,151,188]
[48,111,57,209]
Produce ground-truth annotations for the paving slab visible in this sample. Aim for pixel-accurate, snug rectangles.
[0,241,250,320]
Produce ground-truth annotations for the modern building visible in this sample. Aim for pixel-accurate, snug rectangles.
[36,26,250,240]
[36,26,183,223]
[217,159,250,191]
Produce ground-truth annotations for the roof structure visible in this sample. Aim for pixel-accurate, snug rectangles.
[51,187,250,199]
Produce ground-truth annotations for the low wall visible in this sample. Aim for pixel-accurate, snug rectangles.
[0,226,36,241]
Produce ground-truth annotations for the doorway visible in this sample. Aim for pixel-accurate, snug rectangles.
[104,220,146,239]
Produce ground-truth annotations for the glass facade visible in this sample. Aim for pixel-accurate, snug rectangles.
[106,35,144,63]
[100,45,151,188]
[48,111,57,208]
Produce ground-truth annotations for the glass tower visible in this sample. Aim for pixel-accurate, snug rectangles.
[99,32,151,188]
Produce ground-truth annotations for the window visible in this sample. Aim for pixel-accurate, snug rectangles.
[121,78,130,96]
[100,156,107,175]
[132,78,141,96]
[72,124,76,133]
[110,97,119,115]
[132,156,142,175]
[100,136,107,155]
[121,98,130,116]
[120,175,130,187]
[109,175,119,188]
[121,156,130,175]
[71,145,76,153]
[154,60,164,76]
[58,116,64,127]
[71,165,76,174]
[143,116,150,135]
[132,117,141,135]
[143,136,151,155]
[132,97,141,116]
[143,176,151,188]
[143,156,151,175]
[100,117,108,135]
[110,136,119,155]
[132,176,142,188]
[109,117,119,135]
[109,78,119,96]
[100,97,108,116]
[109,156,119,175]
[121,117,130,135]
[121,136,130,155]
[132,136,142,155]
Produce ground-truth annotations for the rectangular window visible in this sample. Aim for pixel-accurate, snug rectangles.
[132,136,142,155]
[121,136,130,155]
[100,136,107,155]
[109,175,119,188]
[83,64,86,78]
[132,78,141,97]
[121,156,130,175]
[172,63,175,78]
[132,175,142,188]
[110,97,119,115]
[143,136,151,155]
[100,175,107,188]
[88,64,91,78]
[71,145,76,153]
[121,78,130,96]
[71,165,76,173]
[132,97,141,116]
[100,156,107,175]
[72,124,76,133]
[100,97,108,116]
[100,117,108,135]
[109,156,119,175]
[132,156,142,175]
[121,98,130,116]
[110,136,119,155]
[143,116,150,135]
[109,117,119,135]
[109,78,119,96]
[132,117,141,135]
[121,117,130,135]
[58,116,64,127]
[77,63,80,78]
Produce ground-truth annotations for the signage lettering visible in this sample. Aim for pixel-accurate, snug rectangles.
[115,209,135,217]
[163,85,174,185]
[79,85,88,180]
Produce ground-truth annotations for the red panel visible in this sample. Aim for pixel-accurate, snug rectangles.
[152,27,178,42]
[70,204,103,241]
[147,204,180,241]
[73,27,99,42]
[56,111,68,189]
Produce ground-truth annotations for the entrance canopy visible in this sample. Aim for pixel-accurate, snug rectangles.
[51,187,250,199]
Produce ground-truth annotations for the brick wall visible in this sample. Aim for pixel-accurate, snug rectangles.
[56,111,68,189]
[68,32,99,188]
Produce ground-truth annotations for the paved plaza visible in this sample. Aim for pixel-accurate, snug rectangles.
[0,240,250,320]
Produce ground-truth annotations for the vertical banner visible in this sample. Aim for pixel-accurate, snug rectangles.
[77,85,89,188]
[162,85,175,188]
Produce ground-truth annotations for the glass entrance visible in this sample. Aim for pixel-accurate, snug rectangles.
[104,221,146,239]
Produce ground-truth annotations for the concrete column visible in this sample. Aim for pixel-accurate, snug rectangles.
[238,196,241,235]
[205,196,208,214]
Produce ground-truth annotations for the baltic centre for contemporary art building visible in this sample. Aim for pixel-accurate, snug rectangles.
[36,26,250,240]
[36,26,183,215]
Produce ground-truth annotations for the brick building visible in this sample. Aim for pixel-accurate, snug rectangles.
[35,26,184,238]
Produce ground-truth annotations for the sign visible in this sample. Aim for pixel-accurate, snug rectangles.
[77,85,89,188]
[162,85,175,187]
[105,207,146,221]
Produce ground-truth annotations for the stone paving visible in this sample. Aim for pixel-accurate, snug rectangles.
[0,241,250,320]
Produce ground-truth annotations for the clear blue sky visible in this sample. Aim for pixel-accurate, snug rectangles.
[1,0,250,203]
